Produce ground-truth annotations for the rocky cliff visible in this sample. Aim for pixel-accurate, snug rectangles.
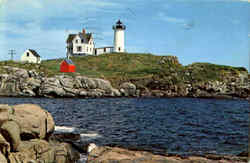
[0,66,249,99]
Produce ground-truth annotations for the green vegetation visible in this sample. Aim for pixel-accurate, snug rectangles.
[0,53,248,87]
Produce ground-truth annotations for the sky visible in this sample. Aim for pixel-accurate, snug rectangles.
[0,0,249,71]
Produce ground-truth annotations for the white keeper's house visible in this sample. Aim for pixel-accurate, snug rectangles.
[21,49,41,64]
[66,20,126,57]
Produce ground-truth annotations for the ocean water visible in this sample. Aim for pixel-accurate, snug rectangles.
[0,97,248,156]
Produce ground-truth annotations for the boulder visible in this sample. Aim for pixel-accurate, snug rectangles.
[0,121,21,152]
[120,82,137,96]
[58,75,75,89]
[9,104,55,140]
[0,75,20,96]
[39,77,66,97]
[9,139,80,163]
[0,103,81,163]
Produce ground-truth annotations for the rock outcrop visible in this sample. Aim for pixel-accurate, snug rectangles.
[87,146,247,163]
[0,66,121,98]
[0,66,249,99]
[119,82,138,96]
[0,104,80,163]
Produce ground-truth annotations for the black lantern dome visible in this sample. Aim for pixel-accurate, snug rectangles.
[112,19,126,30]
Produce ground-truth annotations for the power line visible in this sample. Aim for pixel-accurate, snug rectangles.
[8,49,16,61]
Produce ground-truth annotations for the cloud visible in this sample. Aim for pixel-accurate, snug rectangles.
[157,12,195,30]
[0,0,127,60]
[158,12,186,24]
[238,0,250,2]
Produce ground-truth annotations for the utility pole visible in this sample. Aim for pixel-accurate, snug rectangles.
[8,49,16,61]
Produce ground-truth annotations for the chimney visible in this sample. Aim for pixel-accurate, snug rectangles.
[82,28,86,35]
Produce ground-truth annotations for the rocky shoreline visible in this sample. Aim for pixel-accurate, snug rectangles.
[0,66,249,99]
[0,104,248,163]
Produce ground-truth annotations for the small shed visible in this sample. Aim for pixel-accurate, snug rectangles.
[60,59,75,72]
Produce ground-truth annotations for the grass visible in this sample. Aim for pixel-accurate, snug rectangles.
[0,53,248,87]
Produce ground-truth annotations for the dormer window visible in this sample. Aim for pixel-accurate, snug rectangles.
[81,39,84,43]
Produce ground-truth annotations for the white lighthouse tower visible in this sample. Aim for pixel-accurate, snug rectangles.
[113,20,126,53]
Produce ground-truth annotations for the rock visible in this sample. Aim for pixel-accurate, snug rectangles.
[87,143,97,153]
[120,82,137,96]
[0,103,80,163]
[158,56,180,65]
[3,66,29,78]
[54,142,80,163]
[87,89,105,97]
[0,133,10,156]
[11,104,55,139]
[237,150,248,157]
[0,121,21,152]
[79,90,88,96]
[0,152,7,163]
[87,146,247,163]
[0,74,20,96]
[110,88,121,97]
[87,146,177,163]
[77,76,97,89]
[20,89,36,96]
[58,75,75,89]
[39,77,66,97]
[9,139,80,163]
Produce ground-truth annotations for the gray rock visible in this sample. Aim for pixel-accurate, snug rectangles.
[3,66,29,78]
[120,82,137,96]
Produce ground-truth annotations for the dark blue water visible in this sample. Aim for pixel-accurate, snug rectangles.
[0,97,248,156]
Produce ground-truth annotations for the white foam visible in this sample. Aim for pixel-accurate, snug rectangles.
[80,133,102,141]
[54,126,77,133]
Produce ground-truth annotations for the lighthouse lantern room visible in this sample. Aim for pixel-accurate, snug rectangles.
[113,20,126,53]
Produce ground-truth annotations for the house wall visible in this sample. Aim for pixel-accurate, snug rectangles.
[95,47,113,55]
[113,29,125,53]
[60,61,75,72]
[21,50,41,63]
[71,35,95,56]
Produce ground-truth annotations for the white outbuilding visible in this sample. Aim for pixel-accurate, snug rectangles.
[21,49,41,64]
[94,47,114,55]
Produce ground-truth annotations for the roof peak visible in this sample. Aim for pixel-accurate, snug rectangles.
[116,19,123,25]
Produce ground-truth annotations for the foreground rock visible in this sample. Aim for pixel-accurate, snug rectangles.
[87,146,247,163]
[0,104,80,163]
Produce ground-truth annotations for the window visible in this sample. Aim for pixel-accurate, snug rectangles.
[27,52,29,57]
[81,39,84,43]
[104,48,106,52]
[77,46,82,52]
[76,39,78,43]
[118,47,121,51]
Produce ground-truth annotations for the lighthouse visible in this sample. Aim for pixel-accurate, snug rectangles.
[113,20,126,53]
